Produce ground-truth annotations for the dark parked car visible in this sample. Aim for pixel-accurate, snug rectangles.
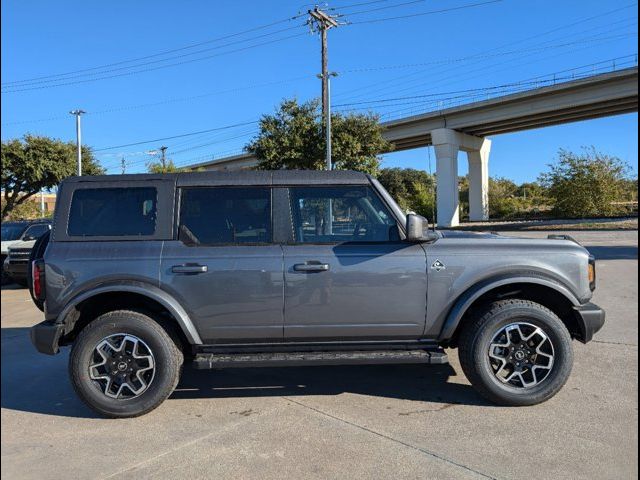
[1,219,51,285]
[29,171,604,417]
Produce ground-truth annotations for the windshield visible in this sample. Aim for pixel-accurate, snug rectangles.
[1,224,27,241]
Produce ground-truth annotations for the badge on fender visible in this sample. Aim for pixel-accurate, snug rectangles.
[431,260,446,272]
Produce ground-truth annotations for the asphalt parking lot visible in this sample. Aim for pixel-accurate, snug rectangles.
[1,230,637,480]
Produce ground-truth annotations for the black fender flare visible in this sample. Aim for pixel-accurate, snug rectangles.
[56,281,203,344]
[438,273,581,342]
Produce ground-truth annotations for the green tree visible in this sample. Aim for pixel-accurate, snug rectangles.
[0,196,42,220]
[377,167,436,219]
[517,181,547,200]
[620,178,638,201]
[488,177,520,218]
[147,159,183,173]
[1,135,104,220]
[246,98,391,175]
[539,147,632,218]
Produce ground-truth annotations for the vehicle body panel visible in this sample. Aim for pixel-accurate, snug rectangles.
[159,242,284,343]
[283,243,428,339]
[423,236,592,338]
[43,241,163,321]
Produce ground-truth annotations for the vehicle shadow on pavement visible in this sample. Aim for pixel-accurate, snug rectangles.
[1,327,101,419]
[2,326,492,418]
[584,245,638,260]
[171,361,493,407]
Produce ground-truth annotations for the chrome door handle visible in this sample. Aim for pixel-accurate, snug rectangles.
[293,262,330,272]
[172,264,208,274]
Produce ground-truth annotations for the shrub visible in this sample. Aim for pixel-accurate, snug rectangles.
[539,148,632,218]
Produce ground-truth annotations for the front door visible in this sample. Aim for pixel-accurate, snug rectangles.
[283,185,427,341]
[160,186,283,343]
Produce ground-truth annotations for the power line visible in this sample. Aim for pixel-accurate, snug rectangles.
[361,35,638,108]
[104,129,257,171]
[339,30,638,74]
[334,78,588,108]
[3,25,306,90]
[335,0,426,17]
[1,13,307,87]
[2,32,308,93]
[5,23,635,127]
[93,120,258,152]
[334,2,636,98]
[328,0,396,11]
[347,0,505,25]
[168,129,258,155]
[1,74,316,126]
[333,15,637,101]
[1,0,511,93]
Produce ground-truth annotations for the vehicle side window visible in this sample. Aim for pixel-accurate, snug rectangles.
[289,186,399,243]
[23,224,50,239]
[179,187,271,245]
[68,188,157,236]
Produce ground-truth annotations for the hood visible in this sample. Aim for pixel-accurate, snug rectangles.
[7,239,37,251]
[1,239,22,254]
[438,230,506,240]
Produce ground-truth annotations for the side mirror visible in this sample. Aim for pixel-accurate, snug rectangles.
[406,214,429,242]
[22,234,36,241]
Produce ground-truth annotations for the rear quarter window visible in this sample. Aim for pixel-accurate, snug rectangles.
[179,187,271,245]
[68,187,157,236]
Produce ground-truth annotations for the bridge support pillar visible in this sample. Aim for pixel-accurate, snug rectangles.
[468,138,491,221]
[431,128,491,227]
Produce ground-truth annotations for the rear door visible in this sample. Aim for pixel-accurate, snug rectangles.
[160,186,284,343]
[282,185,428,341]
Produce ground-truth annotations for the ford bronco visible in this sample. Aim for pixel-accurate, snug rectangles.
[29,170,605,417]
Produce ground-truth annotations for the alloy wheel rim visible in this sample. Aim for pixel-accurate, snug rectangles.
[488,322,555,389]
[89,333,155,399]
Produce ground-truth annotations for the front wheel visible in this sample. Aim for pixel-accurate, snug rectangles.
[69,310,183,418]
[458,299,573,406]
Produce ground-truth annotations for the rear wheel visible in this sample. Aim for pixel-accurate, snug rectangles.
[69,310,183,418]
[458,299,573,406]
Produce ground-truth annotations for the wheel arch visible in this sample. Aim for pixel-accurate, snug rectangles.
[439,276,582,347]
[56,283,202,347]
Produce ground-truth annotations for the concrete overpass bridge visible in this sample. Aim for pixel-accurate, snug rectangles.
[188,67,639,227]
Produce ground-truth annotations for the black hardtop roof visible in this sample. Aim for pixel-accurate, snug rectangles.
[61,170,372,187]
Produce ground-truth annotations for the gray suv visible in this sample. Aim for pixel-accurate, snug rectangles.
[30,171,605,417]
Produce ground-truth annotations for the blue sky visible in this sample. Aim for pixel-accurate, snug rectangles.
[1,0,637,182]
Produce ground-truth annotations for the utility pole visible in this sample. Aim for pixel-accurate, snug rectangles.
[69,109,85,176]
[308,7,338,170]
[121,157,126,174]
[160,146,168,171]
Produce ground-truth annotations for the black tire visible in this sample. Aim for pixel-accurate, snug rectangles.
[69,310,184,418]
[458,299,573,406]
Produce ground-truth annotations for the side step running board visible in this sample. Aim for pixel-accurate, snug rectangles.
[193,349,448,369]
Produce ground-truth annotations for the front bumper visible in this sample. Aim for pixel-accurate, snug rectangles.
[30,320,65,355]
[573,302,606,343]
[4,261,28,280]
